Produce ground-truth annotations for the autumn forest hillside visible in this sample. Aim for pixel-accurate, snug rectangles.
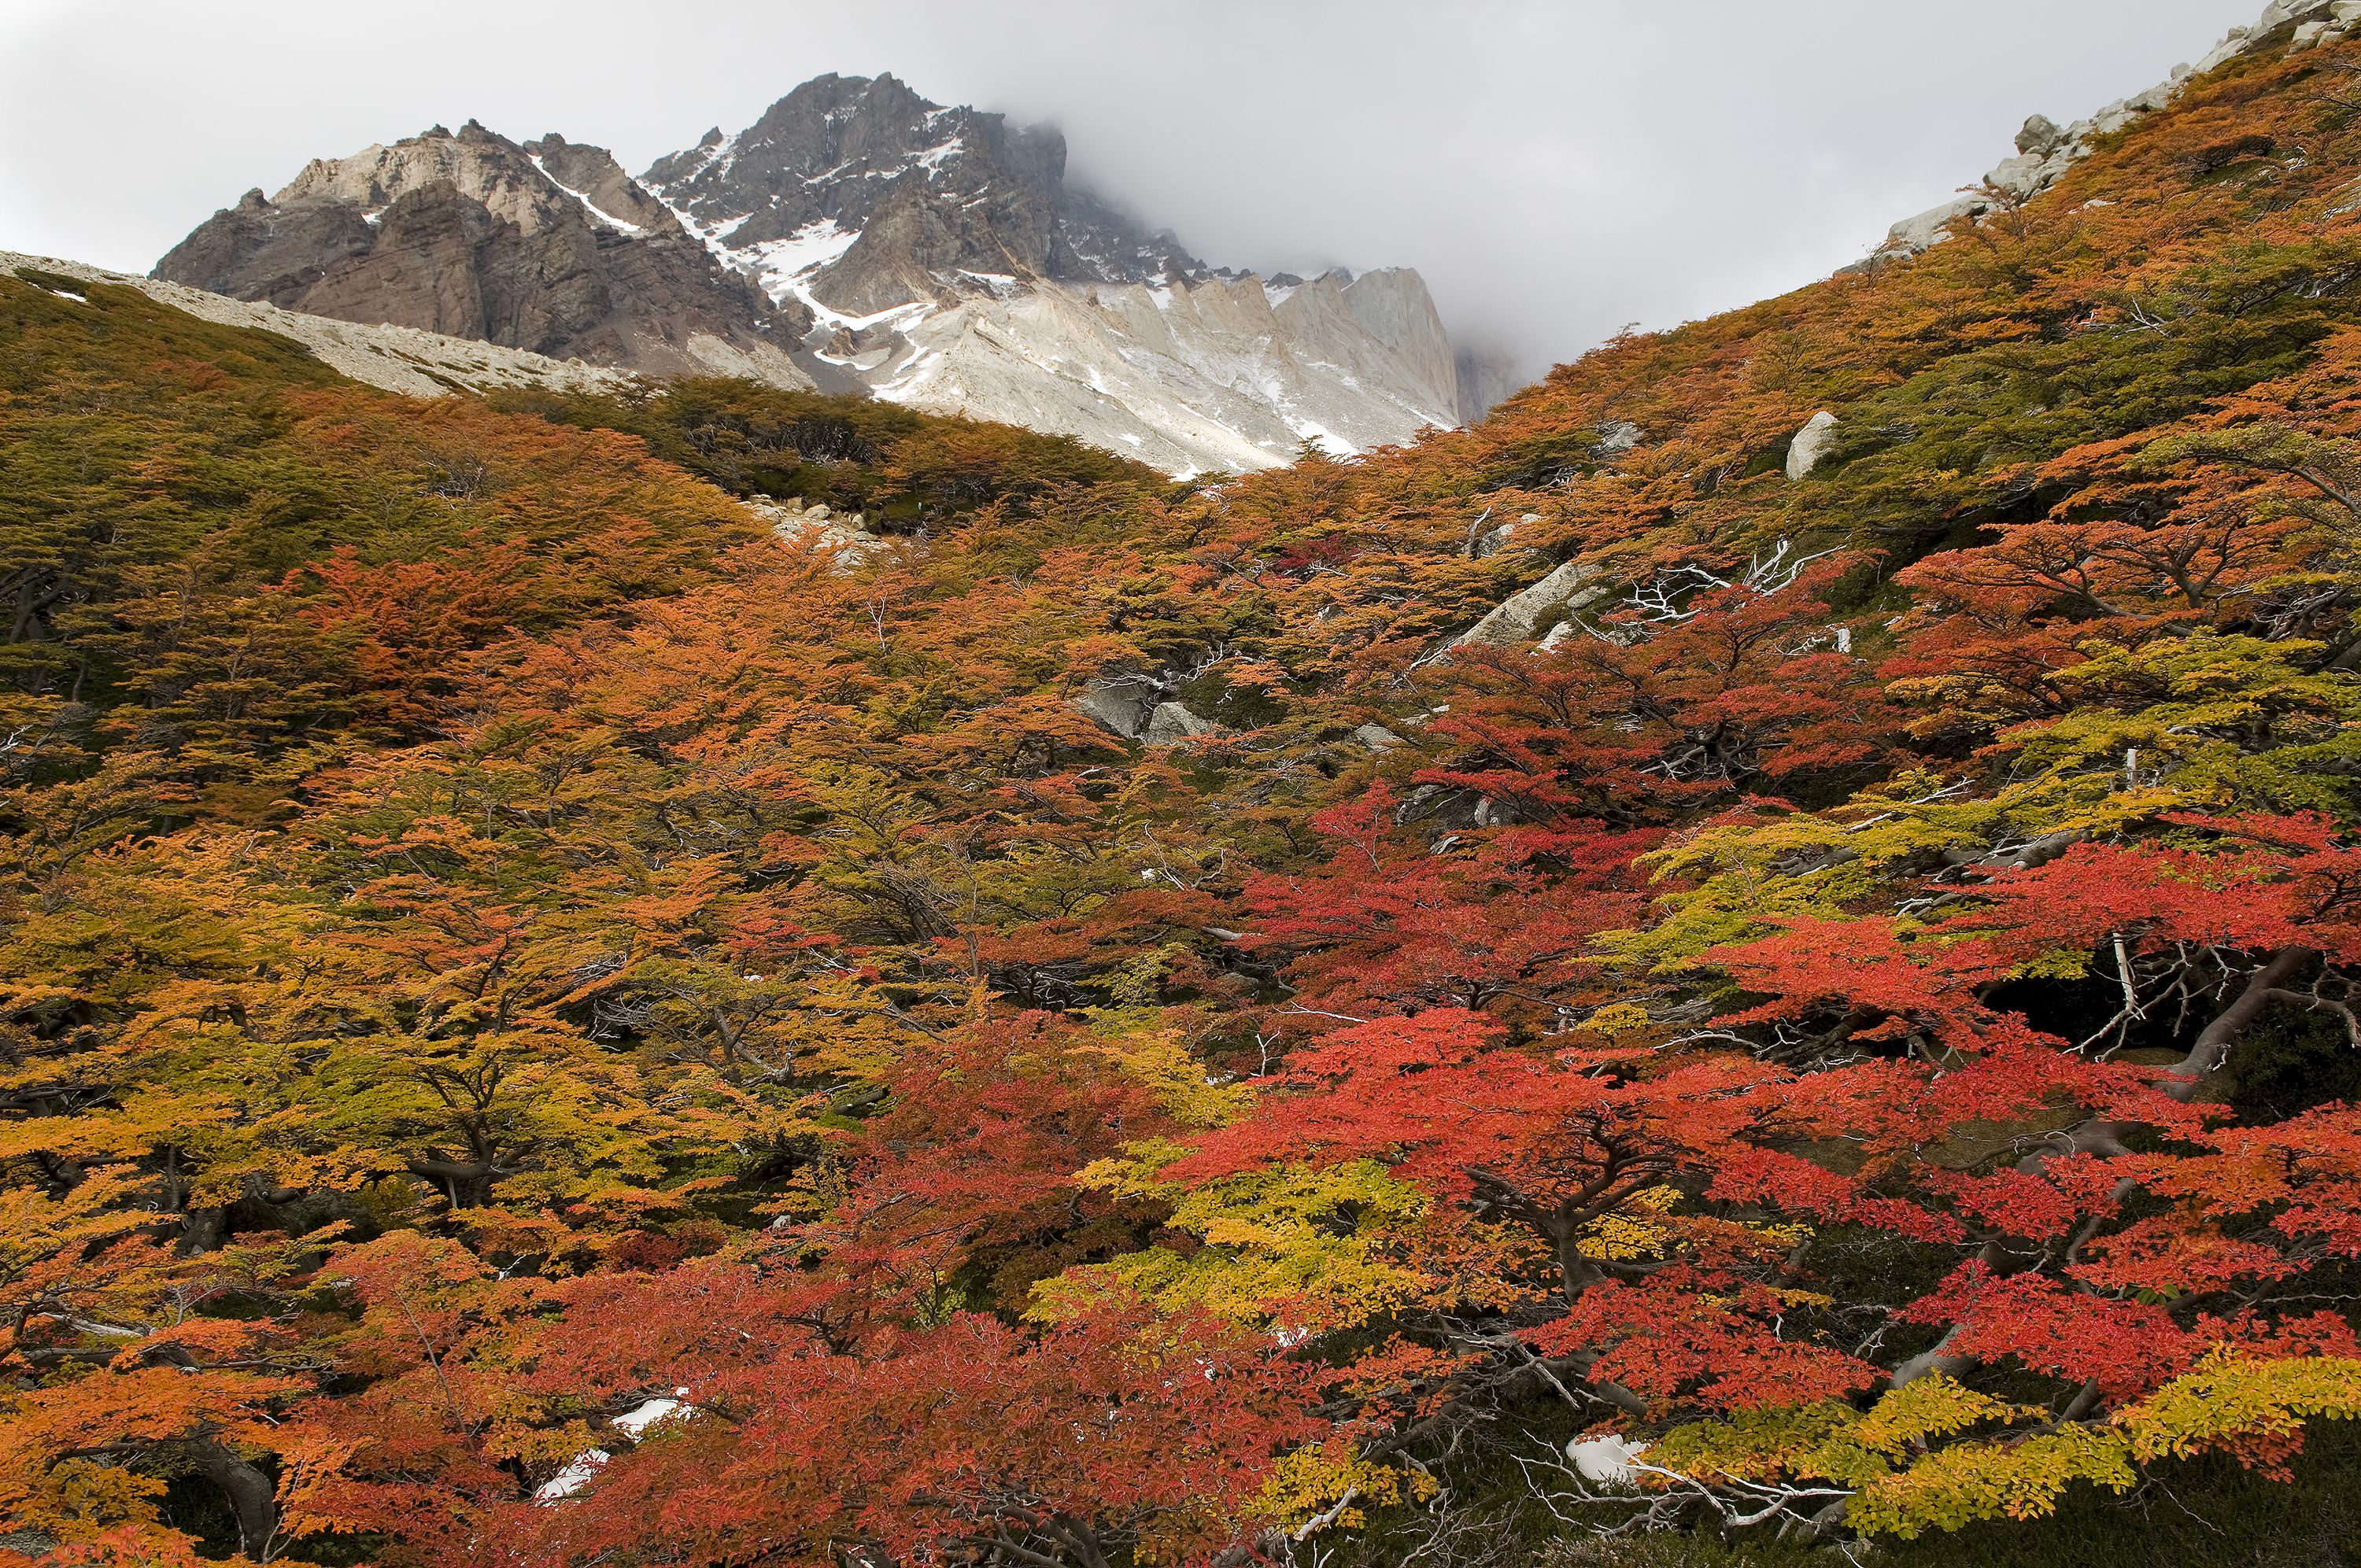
[11,16,2361,1568]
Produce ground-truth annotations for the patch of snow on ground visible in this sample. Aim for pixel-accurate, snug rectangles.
[913,136,966,173]
[730,219,863,308]
[1288,418,1358,458]
[611,1390,691,1437]
[534,1389,693,1503]
[956,270,1020,299]
[535,1449,609,1501]
[526,156,648,236]
[646,201,929,337]
[873,346,946,400]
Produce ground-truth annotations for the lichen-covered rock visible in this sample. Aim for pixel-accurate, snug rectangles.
[1144,702,1217,744]
[1458,559,1611,648]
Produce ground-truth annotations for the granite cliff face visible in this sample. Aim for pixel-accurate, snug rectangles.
[156,120,815,386]
[156,76,1477,474]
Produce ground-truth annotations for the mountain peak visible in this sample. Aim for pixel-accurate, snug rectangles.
[153,118,815,384]
[639,72,1192,309]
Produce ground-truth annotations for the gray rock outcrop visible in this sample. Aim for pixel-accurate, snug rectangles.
[1868,1,2355,263]
[1458,559,1611,648]
[1786,411,1838,481]
[1073,678,1162,740]
[748,495,885,570]
[1144,703,1218,744]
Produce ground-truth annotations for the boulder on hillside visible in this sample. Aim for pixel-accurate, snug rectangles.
[1457,559,1612,648]
[1073,677,1162,739]
[1144,703,1218,744]
[1786,411,1838,481]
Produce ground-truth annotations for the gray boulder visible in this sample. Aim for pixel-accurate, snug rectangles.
[1458,559,1611,648]
[1073,679,1160,739]
[2016,114,2068,157]
[1144,702,1217,744]
[1786,411,1839,481]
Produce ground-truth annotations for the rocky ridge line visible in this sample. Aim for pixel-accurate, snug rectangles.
[155,120,815,388]
[1871,0,2361,260]
[636,74,1467,475]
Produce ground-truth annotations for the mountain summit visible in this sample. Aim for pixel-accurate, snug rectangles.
[153,119,815,386]
[156,77,1469,474]
[641,72,1203,314]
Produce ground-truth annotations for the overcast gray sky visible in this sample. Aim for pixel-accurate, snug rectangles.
[0,0,2265,376]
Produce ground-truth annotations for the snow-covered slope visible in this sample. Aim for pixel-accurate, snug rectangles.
[854,270,1458,478]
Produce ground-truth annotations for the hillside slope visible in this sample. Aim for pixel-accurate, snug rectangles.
[5,249,631,398]
[10,4,2361,1566]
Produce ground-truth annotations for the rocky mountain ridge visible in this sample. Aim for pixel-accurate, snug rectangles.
[156,120,814,386]
[641,72,1204,319]
[157,76,1471,475]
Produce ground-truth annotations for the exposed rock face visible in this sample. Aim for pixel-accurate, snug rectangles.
[156,121,814,386]
[641,73,1199,315]
[1454,345,1523,424]
[1073,677,1163,740]
[746,494,885,571]
[1457,559,1611,648]
[1786,410,1838,480]
[1144,702,1217,744]
[837,266,1459,478]
[1865,0,2357,263]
